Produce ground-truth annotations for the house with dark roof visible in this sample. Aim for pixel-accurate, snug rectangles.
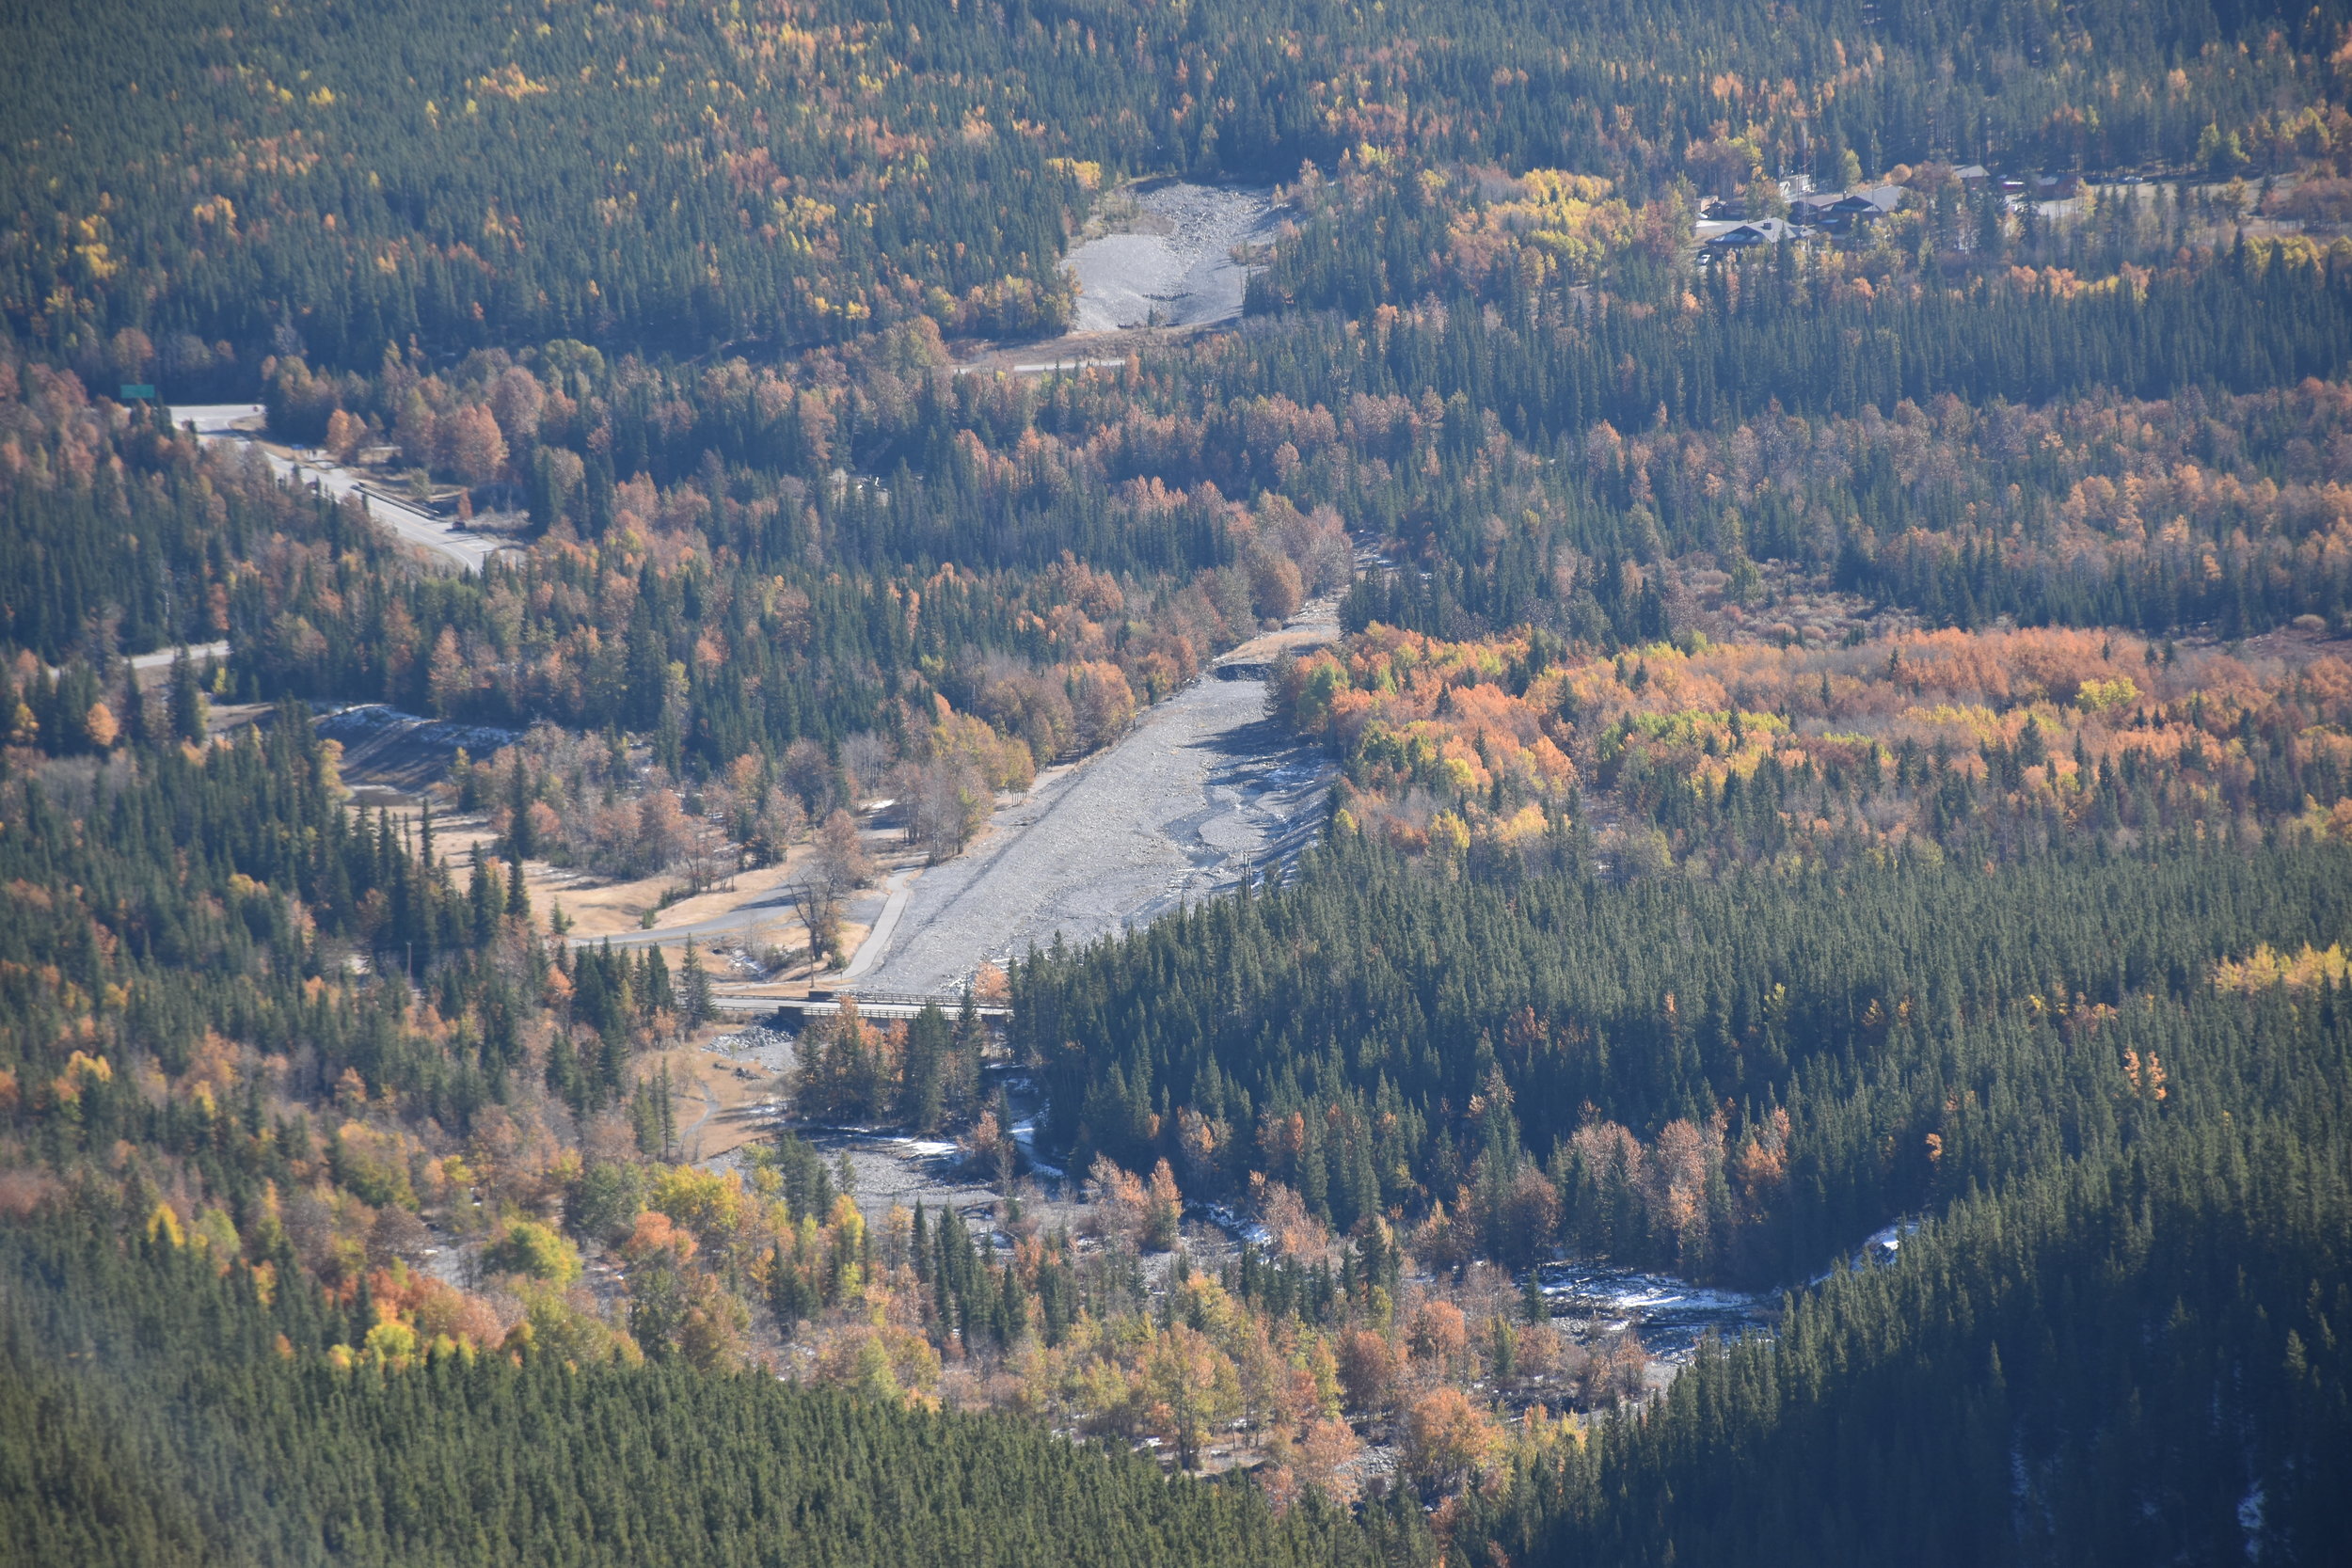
[1776,185,1905,236]
[1828,185,1903,224]
[1701,217,1804,253]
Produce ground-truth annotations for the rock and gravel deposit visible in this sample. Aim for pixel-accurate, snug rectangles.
[313,705,518,795]
[857,664,1336,997]
[1064,182,1281,333]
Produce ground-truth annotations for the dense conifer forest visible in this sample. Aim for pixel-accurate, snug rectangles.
[7,0,2327,373]
[0,1212,1400,1566]
[5,0,2352,1559]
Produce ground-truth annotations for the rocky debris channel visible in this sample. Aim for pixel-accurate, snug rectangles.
[1064,182,1282,333]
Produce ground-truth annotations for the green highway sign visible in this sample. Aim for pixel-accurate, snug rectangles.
[119,383,156,400]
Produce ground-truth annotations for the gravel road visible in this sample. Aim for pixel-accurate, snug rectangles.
[172,404,516,574]
[856,670,1335,996]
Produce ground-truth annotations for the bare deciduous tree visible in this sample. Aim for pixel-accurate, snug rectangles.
[683,812,728,894]
[752,788,807,867]
[781,737,838,816]
[795,809,873,967]
[635,787,690,877]
[912,755,990,863]
[839,731,896,806]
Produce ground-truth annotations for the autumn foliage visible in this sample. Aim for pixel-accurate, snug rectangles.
[1279,622,2352,872]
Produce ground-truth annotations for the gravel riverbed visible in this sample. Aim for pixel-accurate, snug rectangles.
[857,671,1335,996]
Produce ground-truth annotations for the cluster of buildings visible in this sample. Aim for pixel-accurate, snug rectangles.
[1694,184,1907,255]
[1692,166,2079,260]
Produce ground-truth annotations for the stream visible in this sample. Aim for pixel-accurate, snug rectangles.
[1540,1218,1919,1362]
[1537,1260,1778,1362]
